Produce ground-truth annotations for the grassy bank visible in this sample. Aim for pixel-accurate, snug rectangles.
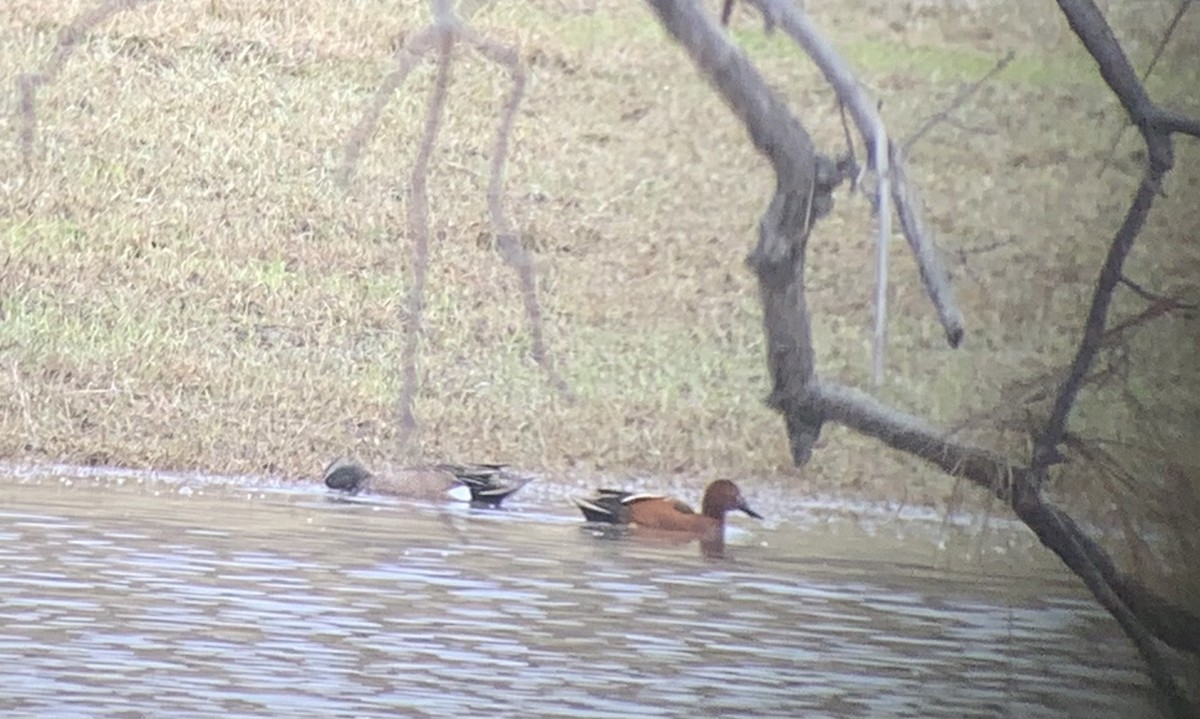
[1,0,1197,510]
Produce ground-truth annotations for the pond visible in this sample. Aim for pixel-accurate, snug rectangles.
[0,465,1158,718]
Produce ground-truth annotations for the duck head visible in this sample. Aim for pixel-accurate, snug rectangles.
[701,479,762,520]
[323,457,373,492]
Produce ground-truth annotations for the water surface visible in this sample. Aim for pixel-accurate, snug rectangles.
[0,468,1157,718]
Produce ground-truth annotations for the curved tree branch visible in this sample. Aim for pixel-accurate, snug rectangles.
[645,0,1200,714]
[460,24,573,399]
[17,0,157,168]
[812,380,1197,715]
[1031,0,1184,479]
[747,0,965,366]
[646,0,827,462]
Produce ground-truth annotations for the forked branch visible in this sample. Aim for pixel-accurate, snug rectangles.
[645,0,1199,714]
[1030,0,1195,479]
[812,381,1197,716]
[339,2,571,447]
[746,0,965,383]
[645,0,831,463]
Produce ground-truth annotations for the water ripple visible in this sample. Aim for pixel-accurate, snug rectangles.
[0,475,1157,718]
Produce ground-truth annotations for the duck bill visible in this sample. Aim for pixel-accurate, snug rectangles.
[739,503,763,520]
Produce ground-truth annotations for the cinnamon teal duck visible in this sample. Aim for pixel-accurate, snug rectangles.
[573,479,761,536]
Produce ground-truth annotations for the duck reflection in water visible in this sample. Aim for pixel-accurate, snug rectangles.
[573,479,762,558]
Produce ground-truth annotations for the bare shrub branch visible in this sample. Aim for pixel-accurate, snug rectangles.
[340,4,571,447]
[459,25,572,398]
[396,28,455,446]
[17,0,155,168]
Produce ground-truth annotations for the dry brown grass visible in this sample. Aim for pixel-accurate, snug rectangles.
[1,0,1197,515]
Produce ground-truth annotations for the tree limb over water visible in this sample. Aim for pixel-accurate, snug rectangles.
[645,1,1199,715]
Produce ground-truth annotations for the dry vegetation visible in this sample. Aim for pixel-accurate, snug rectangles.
[1,0,1197,520]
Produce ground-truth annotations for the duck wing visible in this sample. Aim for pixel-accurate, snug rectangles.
[573,490,682,523]
[434,463,533,507]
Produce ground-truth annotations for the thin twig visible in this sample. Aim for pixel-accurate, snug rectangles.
[1120,275,1198,309]
[904,51,1014,151]
[962,293,1185,438]
[942,117,997,136]
[1098,0,1193,176]
[871,175,891,386]
[960,237,1018,256]
[837,102,859,192]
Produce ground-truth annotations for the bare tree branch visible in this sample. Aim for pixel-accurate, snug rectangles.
[336,27,440,189]
[17,0,156,168]
[1149,106,1200,139]
[745,0,965,382]
[460,25,573,398]
[396,25,455,447]
[1030,165,1166,475]
[744,0,894,387]
[1100,0,1193,175]
[889,146,964,348]
[836,103,861,193]
[1031,0,1182,479]
[905,51,1014,151]
[811,380,1200,660]
[340,2,573,445]
[645,1,1200,713]
[1056,0,1159,125]
[645,0,829,462]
